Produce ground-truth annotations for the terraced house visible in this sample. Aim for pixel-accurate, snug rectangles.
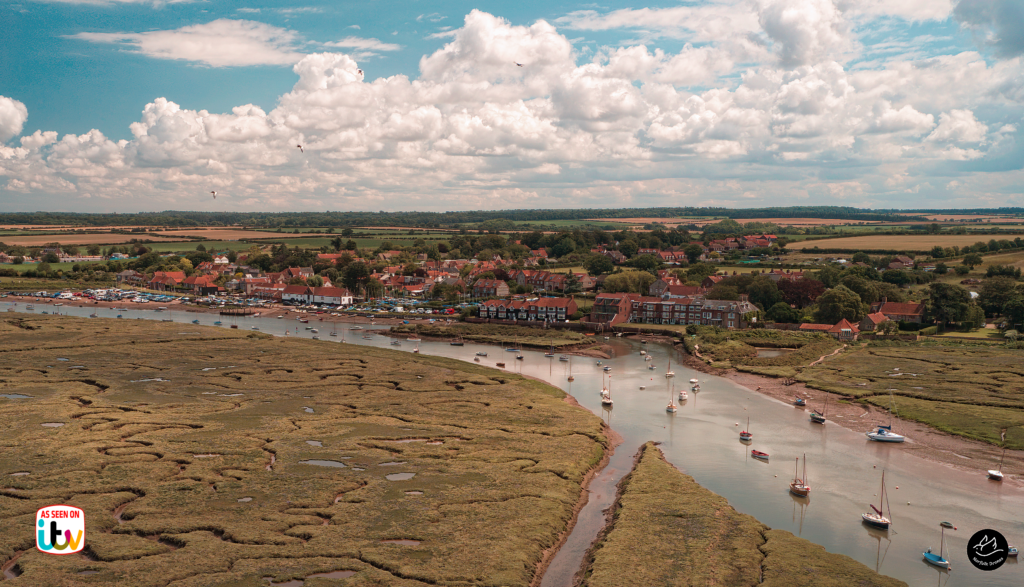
[478,297,578,321]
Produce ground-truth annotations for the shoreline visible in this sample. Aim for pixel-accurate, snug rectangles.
[723,368,1023,487]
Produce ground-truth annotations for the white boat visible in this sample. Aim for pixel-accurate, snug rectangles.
[665,357,675,378]
[601,377,613,407]
[861,471,892,530]
[603,366,612,371]
[988,446,1006,481]
[645,355,652,361]
[689,378,699,385]
[866,391,905,443]
[640,350,647,355]
[678,389,688,401]
[639,385,646,390]
[648,364,656,370]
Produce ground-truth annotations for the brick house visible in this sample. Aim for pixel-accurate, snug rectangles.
[859,312,889,331]
[870,299,926,323]
[588,293,636,326]
[472,279,509,298]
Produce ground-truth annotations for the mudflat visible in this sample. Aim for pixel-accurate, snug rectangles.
[581,443,907,587]
[0,315,607,586]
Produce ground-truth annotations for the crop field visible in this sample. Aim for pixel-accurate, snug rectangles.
[582,443,905,587]
[0,316,607,586]
[799,344,1024,448]
[797,234,1024,251]
[150,230,296,240]
[0,234,183,247]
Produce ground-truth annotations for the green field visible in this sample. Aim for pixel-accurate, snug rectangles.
[800,343,1024,448]
[581,443,905,587]
[0,315,607,586]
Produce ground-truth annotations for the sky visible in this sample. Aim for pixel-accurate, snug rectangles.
[1,0,1023,213]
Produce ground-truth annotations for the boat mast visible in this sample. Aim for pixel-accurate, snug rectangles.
[803,453,807,485]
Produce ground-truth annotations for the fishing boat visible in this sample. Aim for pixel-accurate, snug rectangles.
[794,397,806,407]
[602,365,612,371]
[789,454,810,497]
[810,392,828,424]
[861,471,893,530]
[312,336,320,340]
[559,355,569,362]
[751,450,769,461]
[496,362,505,368]
[450,339,464,346]
[665,358,675,378]
[305,326,313,331]
[299,318,309,323]
[866,391,906,442]
[679,387,688,401]
[988,445,1006,481]
[476,352,488,357]
[923,522,955,570]
[329,331,338,337]
[740,417,753,441]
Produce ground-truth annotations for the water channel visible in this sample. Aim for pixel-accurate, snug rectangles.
[7,302,1024,586]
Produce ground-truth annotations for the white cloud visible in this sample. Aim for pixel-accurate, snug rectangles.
[954,0,1024,58]
[70,19,306,67]
[555,3,761,42]
[6,10,1024,211]
[926,109,988,142]
[838,0,954,21]
[0,96,29,142]
[32,0,192,4]
[324,37,402,52]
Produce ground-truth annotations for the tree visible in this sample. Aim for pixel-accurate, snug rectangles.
[226,250,237,263]
[685,262,717,282]
[602,270,655,294]
[341,228,354,237]
[706,284,739,300]
[881,269,910,286]
[852,251,871,264]
[564,272,582,294]
[935,262,948,275]
[87,244,101,256]
[341,262,371,293]
[196,243,206,252]
[307,275,324,287]
[962,253,983,269]
[627,254,661,272]
[37,262,52,275]
[778,278,826,308]
[583,254,614,276]
[814,265,842,288]
[683,244,704,263]
[964,305,986,330]
[747,277,781,309]
[618,240,638,258]
[552,237,576,258]
[878,320,899,336]
[330,237,344,251]
[979,277,1018,316]
[928,282,971,327]
[954,265,970,276]
[839,275,878,304]
[765,302,801,323]
[42,252,59,264]
[813,285,865,324]
[1003,295,1024,328]
[12,256,23,265]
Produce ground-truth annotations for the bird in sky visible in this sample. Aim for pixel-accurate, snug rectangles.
[357,69,363,75]
[514,62,524,67]
[210,191,217,199]
[296,144,304,153]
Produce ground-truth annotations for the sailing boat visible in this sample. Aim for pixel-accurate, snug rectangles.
[601,375,613,407]
[665,356,675,378]
[923,522,955,570]
[988,432,1006,480]
[866,390,906,442]
[789,453,810,497]
[515,337,524,360]
[740,417,753,441]
[545,343,555,358]
[666,381,677,413]
[330,321,338,337]
[810,392,828,424]
[861,471,893,530]
[567,356,574,382]
[678,385,688,401]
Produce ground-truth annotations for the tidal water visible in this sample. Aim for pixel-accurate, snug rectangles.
[10,302,1023,586]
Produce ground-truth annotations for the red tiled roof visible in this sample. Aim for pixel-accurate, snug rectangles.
[798,323,832,331]
[879,302,925,316]
[828,319,860,333]
[863,312,888,325]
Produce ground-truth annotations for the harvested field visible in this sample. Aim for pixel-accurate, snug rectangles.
[797,234,1024,251]
[581,443,905,587]
[0,315,607,586]
[0,234,182,246]
[150,229,306,240]
[799,344,1024,449]
[586,217,883,227]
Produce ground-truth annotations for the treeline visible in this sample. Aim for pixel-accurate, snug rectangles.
[0,206,912,229]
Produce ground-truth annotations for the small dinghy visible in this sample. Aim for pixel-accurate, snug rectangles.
[794,397,806,406]
[751,450,769,461]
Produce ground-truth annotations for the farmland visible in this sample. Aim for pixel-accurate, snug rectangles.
[797,234,1024,252]
[581,443,905,587]
[0,316,607,586]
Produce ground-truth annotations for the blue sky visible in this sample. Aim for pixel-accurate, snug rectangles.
[1,0,1023,212]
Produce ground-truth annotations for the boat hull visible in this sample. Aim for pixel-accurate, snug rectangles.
[809,414,826,424]
[922,552,950,569]
[866,431,906,443]
[789,483,810,497]
[751,451,769,461]
[861,513,890,529]
[739,433,752,440]
[988,470,1004,480]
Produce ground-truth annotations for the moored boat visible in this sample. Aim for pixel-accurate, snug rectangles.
[789,454,810,497]
[988,445,1006,481]
[866,391,906,442]
[794,397,806,406]
[861,471,892,530]
[923,522,954,570]
[751,450,769,461]
[740,417,753,441]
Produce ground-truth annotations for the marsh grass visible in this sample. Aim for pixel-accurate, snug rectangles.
[391,323,591,349]
[581,443,905,587]
[0,315,606,586]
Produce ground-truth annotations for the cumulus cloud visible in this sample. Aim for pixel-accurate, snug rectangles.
[954,0,1024,58]
[0,96,29,142]
[838,0,954,21]
[323,37,402,52]
[70,19,306,67]
[4,10,1023,210]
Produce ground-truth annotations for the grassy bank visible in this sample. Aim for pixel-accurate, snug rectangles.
[390,322,596,349]
[0,315,606,586]
[683,327,842,375]
[581,443,906,587]
[800,342,1024,449]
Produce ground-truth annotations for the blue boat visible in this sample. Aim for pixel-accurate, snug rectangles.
[214,321,222,325]
[192,319,200,324]
[794,397,806,406]
[923,522,953,570]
